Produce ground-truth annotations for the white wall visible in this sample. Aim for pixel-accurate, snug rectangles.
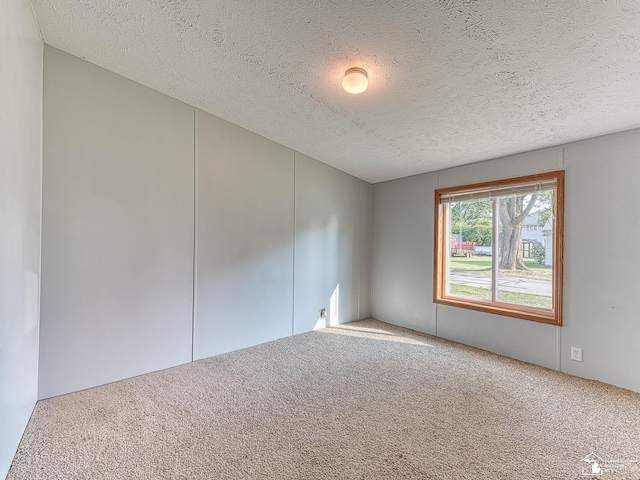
[371,131,640,392]
[39,47,195,399]
[194,112,294,359]
[0,1,43,477]
[39,48,372,398]
[293,153,371,334]
[562,132,640,390]
[370,174,437,335]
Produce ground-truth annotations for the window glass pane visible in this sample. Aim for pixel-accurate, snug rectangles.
[446,200,493,302]
[496,189,554,310]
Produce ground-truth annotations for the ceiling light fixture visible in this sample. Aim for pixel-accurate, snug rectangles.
[342,67,368,94]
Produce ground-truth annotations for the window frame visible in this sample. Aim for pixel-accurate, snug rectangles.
[433,170,564,326]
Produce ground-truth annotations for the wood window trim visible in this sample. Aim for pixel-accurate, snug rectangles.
[433,170,564,326]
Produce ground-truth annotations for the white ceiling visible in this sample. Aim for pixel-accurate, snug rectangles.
[33,1,640,183]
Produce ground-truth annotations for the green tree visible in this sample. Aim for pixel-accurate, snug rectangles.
[450,200,492,251]
[450,199,492,225]
[466,218,492,246]
[536,190,554,228]
[532,245,545,265]
[449,221,473,243]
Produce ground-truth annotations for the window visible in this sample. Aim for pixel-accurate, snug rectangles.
[434,171,564,325]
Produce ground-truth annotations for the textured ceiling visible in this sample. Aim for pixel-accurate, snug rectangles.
[33,0,640,183]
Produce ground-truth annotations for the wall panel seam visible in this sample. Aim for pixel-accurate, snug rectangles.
[191,110,198,361]
[292,153,296,336]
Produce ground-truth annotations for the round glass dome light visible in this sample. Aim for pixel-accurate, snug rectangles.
[342,67,369,94]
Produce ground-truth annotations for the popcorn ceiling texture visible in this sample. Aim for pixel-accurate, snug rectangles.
[33,0,640,183]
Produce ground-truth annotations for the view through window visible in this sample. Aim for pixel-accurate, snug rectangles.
[434,171,564,325]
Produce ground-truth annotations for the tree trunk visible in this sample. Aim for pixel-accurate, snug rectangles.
[499,220,522,270]
[498,193,538,271]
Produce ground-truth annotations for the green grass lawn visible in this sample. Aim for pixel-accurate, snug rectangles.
[449,284,552,309]
[449,255,552,281]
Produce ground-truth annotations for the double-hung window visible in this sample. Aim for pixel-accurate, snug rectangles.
[434,171,564,325]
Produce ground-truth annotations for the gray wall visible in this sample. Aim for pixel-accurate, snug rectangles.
[39,47,372,398]
[0,1,43,477]
[562,133,640,390]
[194,113,294,359]
[39,47,195,399]
[370,174,436,335]
[371,132,640,392]
[293,153,371,334]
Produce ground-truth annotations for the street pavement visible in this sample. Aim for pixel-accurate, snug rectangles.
[450,272,552,296]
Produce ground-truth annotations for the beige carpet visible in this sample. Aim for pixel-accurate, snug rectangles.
[8,319,640,479]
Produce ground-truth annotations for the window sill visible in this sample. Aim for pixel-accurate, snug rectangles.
[434,296,561,326]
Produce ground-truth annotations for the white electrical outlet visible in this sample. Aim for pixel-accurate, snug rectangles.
[571,347,583,362]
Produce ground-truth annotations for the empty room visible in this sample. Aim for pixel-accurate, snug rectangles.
[2,1,640,478]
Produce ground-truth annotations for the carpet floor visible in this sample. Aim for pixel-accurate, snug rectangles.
[8,319,640,479]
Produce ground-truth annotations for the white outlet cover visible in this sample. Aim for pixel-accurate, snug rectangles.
[571,347,583,362]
